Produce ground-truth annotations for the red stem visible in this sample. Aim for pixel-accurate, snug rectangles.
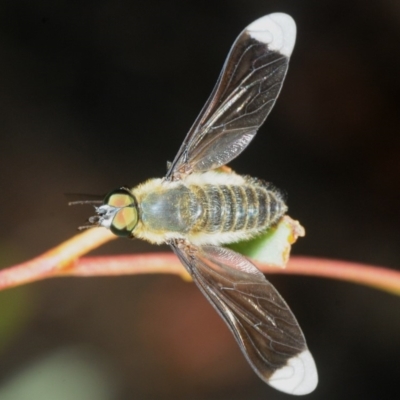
[0,228,399,296]
[61,253,400,296]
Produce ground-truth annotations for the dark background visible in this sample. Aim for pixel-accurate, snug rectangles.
[0,1,399,399]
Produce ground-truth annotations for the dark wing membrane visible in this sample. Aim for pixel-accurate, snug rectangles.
[166,14,296,179]
[171,241,317,395]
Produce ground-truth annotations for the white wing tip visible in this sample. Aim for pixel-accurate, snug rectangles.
[268,350,318,395]
[246,13,296,57]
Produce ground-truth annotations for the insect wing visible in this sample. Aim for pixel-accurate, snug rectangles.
[167,13,296,179]
[171,242,317,395]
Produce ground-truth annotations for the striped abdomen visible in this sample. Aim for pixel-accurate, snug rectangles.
[135,174,287,245]
[188,181,286,235]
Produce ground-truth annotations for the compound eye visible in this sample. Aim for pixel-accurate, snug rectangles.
[104,189,135,207]
[103,188,138,237]
[111,207,138,237]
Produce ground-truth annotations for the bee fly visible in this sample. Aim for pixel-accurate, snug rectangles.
[77,13,318,395]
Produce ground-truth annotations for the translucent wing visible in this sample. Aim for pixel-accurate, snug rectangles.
[166,13,296,179]
[170,241,318,395]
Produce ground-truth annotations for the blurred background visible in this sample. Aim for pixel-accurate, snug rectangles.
[0,0,399,399]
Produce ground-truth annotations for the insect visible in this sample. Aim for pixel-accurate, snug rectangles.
[80,13,318,395]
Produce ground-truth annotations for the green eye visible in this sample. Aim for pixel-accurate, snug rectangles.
[104,188,138,237]
[104,188,135,207]
[111,207,138,237]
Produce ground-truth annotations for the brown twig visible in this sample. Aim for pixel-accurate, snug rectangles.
[0,229,116,290]
[0,228,399,295]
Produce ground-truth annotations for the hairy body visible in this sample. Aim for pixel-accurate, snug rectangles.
[133,171,287,245]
